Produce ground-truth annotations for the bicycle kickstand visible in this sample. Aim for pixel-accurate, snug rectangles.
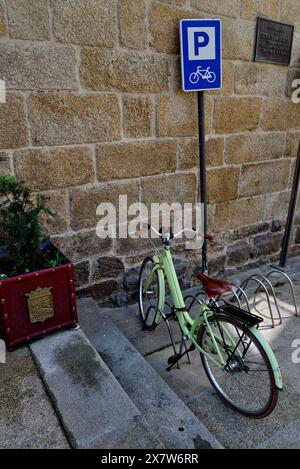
[166,343,196,372]
[179,334,192,364]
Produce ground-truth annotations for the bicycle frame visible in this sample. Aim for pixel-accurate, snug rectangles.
[199,69,210,79]
[145,247,283,389]
[148,249,232,369]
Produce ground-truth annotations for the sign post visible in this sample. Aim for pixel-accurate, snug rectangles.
[180,19,222,273]
[278,141,300,269]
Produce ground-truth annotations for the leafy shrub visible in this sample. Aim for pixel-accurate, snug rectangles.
[0,176,53,275]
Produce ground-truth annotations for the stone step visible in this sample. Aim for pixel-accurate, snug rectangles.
[77,297,222,449]
[30,328,164,449]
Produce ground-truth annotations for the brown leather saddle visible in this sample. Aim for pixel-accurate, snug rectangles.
[198,272,233,298]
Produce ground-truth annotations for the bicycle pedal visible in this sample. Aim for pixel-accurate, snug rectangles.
[167,354,181,365]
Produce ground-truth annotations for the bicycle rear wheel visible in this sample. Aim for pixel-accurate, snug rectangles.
[197,315,278,418]
[138,257,161,329]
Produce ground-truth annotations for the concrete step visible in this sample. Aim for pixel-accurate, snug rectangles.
[77,298,222,449]
[30,328,164,449]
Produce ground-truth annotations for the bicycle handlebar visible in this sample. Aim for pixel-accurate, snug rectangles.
[144,224,213,241]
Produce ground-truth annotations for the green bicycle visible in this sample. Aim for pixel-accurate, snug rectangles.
[138,225,282,419]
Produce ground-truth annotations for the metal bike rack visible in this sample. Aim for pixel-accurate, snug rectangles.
[182,265,298,329]
[259,270,298,318]
[240,274,281,327]
[215,269,299,328]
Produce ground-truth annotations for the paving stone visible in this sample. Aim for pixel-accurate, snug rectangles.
[77,298,222,449]
[147,344,210,402]
[0,369,69,449]
[257,420,300,449]
[187,385,300,449]
[30,329,162,449]
[84,415,163,449]
[0,346,34,385]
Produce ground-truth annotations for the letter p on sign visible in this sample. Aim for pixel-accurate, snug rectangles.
[188,27,216,60]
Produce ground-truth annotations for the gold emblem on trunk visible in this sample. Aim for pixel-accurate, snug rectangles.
[26,287,54,324]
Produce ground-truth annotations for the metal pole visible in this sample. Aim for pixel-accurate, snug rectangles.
[279,141,300,268]
[197,91,208,273]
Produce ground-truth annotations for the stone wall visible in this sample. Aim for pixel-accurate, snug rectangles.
[0,0,300,305]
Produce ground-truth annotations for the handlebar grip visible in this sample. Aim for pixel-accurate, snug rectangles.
[204,233,214,241]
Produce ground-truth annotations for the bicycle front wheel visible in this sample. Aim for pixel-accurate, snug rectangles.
[138,257,161,329]
[197,315,278,418]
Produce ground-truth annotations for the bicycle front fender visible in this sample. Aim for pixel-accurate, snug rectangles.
[152,256,165,324]
[250,326,283,390]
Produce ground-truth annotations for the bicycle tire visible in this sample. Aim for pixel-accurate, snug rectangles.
[197,314,278,418]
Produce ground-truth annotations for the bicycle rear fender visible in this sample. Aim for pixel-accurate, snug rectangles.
[249,326,283,390]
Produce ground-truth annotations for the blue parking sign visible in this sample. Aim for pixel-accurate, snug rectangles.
[180,19,222,92]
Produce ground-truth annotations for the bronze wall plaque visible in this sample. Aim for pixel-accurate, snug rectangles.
[26,287,54,323]
[254,17,294,66]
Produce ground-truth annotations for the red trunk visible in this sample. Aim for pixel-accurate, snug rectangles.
[0,262,78,351]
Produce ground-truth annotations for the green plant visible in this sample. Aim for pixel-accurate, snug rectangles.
[0,176,53,273]
[45,249,64,268]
